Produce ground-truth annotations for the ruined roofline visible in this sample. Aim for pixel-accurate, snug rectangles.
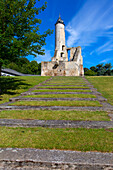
[66,46,81,50]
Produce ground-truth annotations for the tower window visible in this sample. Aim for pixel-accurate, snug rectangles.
[62,45,65,51]
[61,53,64,57]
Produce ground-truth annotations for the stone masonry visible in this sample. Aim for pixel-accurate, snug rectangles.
[41,15,84,76]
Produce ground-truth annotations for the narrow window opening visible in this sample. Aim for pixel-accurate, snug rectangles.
[61,53,64,57]
[62,45,65,51]
[67,49,70,61]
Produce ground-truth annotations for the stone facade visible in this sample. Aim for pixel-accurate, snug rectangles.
[41,16,84,76]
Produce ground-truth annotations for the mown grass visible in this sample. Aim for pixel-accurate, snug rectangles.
[0,127,112,152]
[10,100,102,107]
[23,94,96,98]
[0,110,110,121]
[33,89,91,92]
[0,76,50,104]
[86,76,113,105]
[45,76,85,85]
[37,86,89,89]
[43,82,86,86]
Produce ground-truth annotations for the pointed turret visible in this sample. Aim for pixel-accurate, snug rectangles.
[55,14,65,25]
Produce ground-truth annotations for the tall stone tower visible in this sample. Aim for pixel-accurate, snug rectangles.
[41,15,84,76]
[52,15,68,62]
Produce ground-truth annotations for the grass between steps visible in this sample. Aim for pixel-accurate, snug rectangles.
[10,100,102,107]
[0,110,110,121]
[48,76,85,83]
[86,76,113,105]
[0,76,51,104]
[33,89,91,92]
[43,83,86,85]
[36,86,89,89]
[23,94,96,98]
[44,80,85,85]
[0,127,112,152]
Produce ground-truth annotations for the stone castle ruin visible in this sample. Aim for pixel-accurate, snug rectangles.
[41,15,84,76]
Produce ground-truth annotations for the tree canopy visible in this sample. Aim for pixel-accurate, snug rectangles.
[84,63,113,76]
[0,0,52,74]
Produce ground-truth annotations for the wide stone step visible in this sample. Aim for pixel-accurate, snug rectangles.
[36,88,90,90]
[21,91,101,95]
[0,148,113,169]
[9,97,98,102]
[0,119,113,128]
[39,85,87,86]
[0,105,112,111]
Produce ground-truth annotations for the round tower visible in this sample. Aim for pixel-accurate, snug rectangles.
[54,15,67,61]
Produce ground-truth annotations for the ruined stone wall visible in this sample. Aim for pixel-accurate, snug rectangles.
[41,61,82,76]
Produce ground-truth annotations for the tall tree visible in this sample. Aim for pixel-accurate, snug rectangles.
[96,64,106,76]
[104,63,112,75]
[0,0,53,75]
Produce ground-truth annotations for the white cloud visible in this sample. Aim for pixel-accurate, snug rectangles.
[35,49,53,63]
[66,0,113,50]
[100,58,112,63]
[96,41,113,54]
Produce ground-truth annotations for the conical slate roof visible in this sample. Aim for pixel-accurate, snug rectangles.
[55,15,65,25]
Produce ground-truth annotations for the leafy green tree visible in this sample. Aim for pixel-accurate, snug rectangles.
[30,60,39,74]
[84,67,89,73]
[37,62,41,74]
[104,63,112,75]
[96,64,106,76]
[7,62,20,72]
[21,63,32,74]
[0,0,53,75]
[90,66,97,72]
[85,70,97,76]
[17,58,30,67]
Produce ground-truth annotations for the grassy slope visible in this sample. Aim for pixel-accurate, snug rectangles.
[0,76,112,151]
[86,76,113,105]
[0,76,50,104]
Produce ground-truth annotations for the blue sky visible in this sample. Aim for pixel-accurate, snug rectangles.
[27,0,113,68]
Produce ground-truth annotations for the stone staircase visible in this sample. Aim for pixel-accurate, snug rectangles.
[0,76,113,169]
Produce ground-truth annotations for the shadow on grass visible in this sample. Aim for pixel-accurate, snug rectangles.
[0,77,31,95]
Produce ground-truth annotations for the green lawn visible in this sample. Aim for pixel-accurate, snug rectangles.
[33,89,91,92]
[10,100,102,107]
[86,76,113,105]
[44,83,86,85]
[0,127,112,152]
[23,94,96,98]
[0,76,50,104]
[37,86,89,89]
[45,76,85,85]
[0,110,110,121]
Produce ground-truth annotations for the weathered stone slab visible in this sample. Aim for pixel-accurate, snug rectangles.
[36,88,90,90]
[108,114,113,121]
[21,92,98,96]
[9,97,98,102]
[0,119,113,128]
[40,84,87,86]
[0,106,112,111]
[96,96,107,101]
[0,148,113,169]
